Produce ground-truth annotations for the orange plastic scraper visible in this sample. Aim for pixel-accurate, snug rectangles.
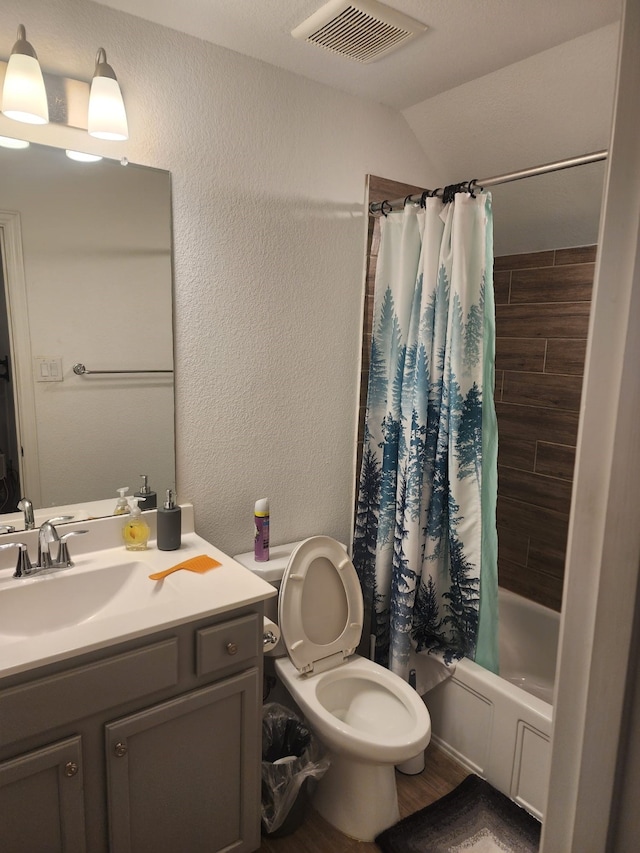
[148,554,221,580]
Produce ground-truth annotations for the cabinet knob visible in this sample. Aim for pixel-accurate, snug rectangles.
[64,761,79,778]
[226,642,238,656]
[114,741,128,758]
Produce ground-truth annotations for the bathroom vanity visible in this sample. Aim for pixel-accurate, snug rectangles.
[0,505,275,853]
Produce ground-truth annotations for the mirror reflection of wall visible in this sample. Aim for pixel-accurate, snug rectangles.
[0,143,175,515]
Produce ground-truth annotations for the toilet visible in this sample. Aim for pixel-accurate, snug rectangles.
[235,536,431,841]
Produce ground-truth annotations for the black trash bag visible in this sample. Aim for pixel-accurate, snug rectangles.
[261,702,330,836]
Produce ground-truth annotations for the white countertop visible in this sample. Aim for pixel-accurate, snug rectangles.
[0,507,276,680]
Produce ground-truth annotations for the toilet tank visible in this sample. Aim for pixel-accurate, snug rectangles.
[233,540,349,656]
[233,542,304,625]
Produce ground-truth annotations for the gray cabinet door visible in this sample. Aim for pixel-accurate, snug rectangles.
[105,668,261,853]
[0,735,87,853]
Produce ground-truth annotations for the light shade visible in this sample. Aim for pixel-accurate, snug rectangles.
[88,48,128,141]
[1,25,48,125]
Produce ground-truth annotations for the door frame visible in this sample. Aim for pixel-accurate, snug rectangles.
[0,210,41,506]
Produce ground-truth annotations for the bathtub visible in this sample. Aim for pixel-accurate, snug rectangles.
[422,587,558,820]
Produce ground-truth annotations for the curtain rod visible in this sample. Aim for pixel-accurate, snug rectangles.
[369,149,608,215]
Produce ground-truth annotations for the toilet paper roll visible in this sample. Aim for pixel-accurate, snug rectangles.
[263,617,281,653]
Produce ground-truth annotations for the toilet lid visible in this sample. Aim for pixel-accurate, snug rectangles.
[278,536,363,674]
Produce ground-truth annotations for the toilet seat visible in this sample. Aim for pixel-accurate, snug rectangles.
[279,536,363,674]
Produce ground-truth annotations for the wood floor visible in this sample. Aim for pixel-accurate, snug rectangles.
[259,744,469,852]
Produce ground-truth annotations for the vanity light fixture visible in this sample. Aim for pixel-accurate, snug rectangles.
[65,149,103,162]
[1,25,49,125]
[88,48,128,141]
[0,135,29,149]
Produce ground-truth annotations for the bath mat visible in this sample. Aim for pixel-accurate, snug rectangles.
[375,774,540,853]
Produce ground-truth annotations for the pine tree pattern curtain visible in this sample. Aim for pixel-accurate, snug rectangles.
[353,192,498,684]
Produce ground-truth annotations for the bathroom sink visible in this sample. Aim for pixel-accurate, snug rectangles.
[0,561,174,637]
[0,512,277,681]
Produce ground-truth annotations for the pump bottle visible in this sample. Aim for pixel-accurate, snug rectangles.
[135,474,157,510]
[157,489,182,551]
[113,487,130,516]
[122,497,150,551]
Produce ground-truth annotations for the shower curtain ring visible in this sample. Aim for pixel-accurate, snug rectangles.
[380,200,392,217]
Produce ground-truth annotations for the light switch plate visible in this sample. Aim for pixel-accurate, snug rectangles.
[34,357,64,382]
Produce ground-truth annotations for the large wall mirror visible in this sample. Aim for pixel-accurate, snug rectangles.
[0,140,174,520]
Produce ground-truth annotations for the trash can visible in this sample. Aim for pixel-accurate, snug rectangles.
[261,702,330,837]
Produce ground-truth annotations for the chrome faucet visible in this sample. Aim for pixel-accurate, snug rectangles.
[38,520,60,569]
[17,498,35,530]
[1,518,87,578]
[36,516,78,569]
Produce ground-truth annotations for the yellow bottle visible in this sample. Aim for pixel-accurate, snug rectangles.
[122,497,150,551]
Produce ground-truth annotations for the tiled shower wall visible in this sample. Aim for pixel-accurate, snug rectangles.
[361,176,595,612]
[494,246,595,611]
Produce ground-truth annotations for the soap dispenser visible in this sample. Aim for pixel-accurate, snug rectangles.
[135,474,157,510]
[122,497,150,551]
[114,487,130,516]
[157,489,182,551]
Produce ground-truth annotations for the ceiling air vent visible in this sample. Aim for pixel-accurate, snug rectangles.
[292,0,427,63]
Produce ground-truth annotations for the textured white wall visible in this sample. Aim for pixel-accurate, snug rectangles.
[0,0,432,553]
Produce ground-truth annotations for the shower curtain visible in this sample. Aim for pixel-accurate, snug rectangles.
[353,191,498,688]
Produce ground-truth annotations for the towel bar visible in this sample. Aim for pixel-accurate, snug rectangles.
[73,363,173,376]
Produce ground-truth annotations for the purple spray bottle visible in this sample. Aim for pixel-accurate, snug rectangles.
[254,498,270,562]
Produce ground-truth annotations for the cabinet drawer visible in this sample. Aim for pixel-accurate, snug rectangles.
[0,639,178,746]
[196,614,260,677]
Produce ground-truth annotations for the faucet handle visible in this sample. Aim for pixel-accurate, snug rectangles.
[0,525,16,534]
[45,516,74,526]
[57,530,88,567]
[0,542,33,578]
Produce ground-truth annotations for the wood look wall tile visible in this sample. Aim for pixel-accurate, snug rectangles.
[496,303,591,339]
[496,402,580,446]
[494,251,555,272]
[494,370,503,401]
[527,537,567,579]
[495,338,546,372]
[498,559,563,611]
[555,245,597,265]
[497,496,569,543]
[497,525,529,565]
[510,265,594,304]
[494,271,511,304]
[535,442,576,480]
[502,371,583,411]
[497,436,536,471]
[545,338,588,375]
[359,371,369,408]
[498,466,573,515]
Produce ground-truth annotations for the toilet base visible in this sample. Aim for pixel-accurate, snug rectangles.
[312,751,400,842]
